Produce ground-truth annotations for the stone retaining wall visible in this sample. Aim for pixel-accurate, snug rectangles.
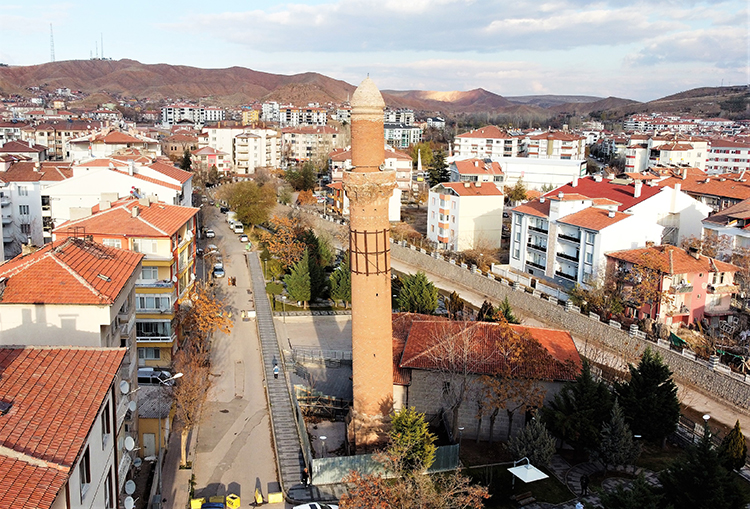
[390,242,750,410]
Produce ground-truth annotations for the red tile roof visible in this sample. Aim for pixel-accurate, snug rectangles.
[192,146,228,156]
[96,131,147,144]
[282,126,338,135]
[453,159,503,176]
[513,198,551,218]
[398,319,580,381]
[0,162,73,183]
[606,245,738,274]
[438,182,503,197]
[0,346,124,509]
[55,198,198,238]
[456,125,512,139]
[658,172,750,201]
[0,141,47,153]
[146,161,193,183]
[528,131,585,142]
[546,176,661,211]
[557,207,629,231]
[0,237,143,305]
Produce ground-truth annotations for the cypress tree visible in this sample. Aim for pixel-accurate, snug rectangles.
[284,249,311,308]
[396,272,438,314]
[329,252,351,308]
[719,420,748,471]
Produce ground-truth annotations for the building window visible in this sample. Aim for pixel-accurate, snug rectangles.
[140,266,159,281]
[20,223,31,234]
[101,401,111,449]
[104,469,114,509]
[137,295,171,311]
[138,347,161,360]
[102,238,122,248]
[19,204,29,215]
[79,446,91,501]
[18,186,28,196]
[585,232,594,244]
[133,238,158,254]
[586,252,593,264]
[515,214,521,225]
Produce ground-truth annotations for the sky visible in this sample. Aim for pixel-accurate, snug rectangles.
[0,0,747,102]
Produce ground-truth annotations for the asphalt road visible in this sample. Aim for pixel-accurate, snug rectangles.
[192,204,286,507]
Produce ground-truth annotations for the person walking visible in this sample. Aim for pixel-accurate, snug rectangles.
[580,474,589,496]
[301,467,310,488]
[273,363,279,379]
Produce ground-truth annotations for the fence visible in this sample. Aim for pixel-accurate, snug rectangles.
[311,444,461,485]
[292,348,353,367]
[291,388,314,469]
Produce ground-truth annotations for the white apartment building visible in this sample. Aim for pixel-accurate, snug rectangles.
[204,107,226,123]
[426,117,446,129]
[384,108,415,125]
[68,129,162,162]
[454,126,522,159]
[450,157,586,191]
[427,181,504,252]
[262,101,280,123]
[279,105,327,127]
[510,193,663,287]
[234,128,281,174]
[384,123,421,149]
[624,133,709,172]
[449,159,504,187]
[526,131,586,160]
[706,139,750,174]
[702,198,750,252]
[161,103,205,127]
[281,126,341,163]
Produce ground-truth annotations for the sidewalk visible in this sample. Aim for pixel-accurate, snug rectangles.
[161,429,194,509]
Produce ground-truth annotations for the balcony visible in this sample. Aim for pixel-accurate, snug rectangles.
[178,230,194,250]
[0,196,10,207]
[669,282,694,294]
[1,214,10,225]
[136,279,174,289]
[527,260,545,270]
[558,233,581,244]
[557,252,579,263]
[707,283,739,295]
[556,270,577,282]
[527,242,547,253]
[529,225,548,234]
[136,332,176,343]
[120,314,136,339]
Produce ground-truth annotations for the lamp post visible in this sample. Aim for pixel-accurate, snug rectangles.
[157,372,183,508]
[320,435,327,458]
[282,295,287,324]
[458,427,464,448]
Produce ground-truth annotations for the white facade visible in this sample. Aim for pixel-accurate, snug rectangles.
[454,126,522,159]
[204,107,226,123]
[68,131,161,162]
[161,104,205,127]
[1,179,44,258]
[426,182,504,252]
[493,157,586,190]
[234,128,281,174]
[526,132,586,160]
[707,140,750,174]
[262,101,280,123]
[384,109,415,125]
[626,185,712,244]
[384,123,421,149]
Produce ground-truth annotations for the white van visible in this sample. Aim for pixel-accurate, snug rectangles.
[233,223,244,234]
[137,368,174,385]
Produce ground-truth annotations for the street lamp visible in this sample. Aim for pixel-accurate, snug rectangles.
[320,435,327,458]
[458,427,464,448]
[282,295,287,324]
[157,372,183,508]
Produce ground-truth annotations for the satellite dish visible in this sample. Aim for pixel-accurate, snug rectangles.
[128,401,137,412]
[124,436,135,451]
[133,457,142,468]
[124,496,135,509]
[120,380,130,394]
[125,480,136,495]
[172,275,177,283]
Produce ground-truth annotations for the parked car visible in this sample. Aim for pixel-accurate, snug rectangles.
[220,206,229,213]
[205,229,215,238]
[214,259,224,270]
[239,234,249,243]
[206,244,219,254]
[137,368,174,386]
[196,248,204,257]
[233,223,244,234]
[293,504,338,509]
[213,267,226,278]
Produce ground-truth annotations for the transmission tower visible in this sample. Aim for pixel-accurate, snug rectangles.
[50,24,55,62]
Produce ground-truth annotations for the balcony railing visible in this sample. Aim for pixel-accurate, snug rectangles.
[529,225,548,234]
[556,270,577,281]
[527,243,547,252]
[669,283,693,294]
[527,260,545,270]
[558,233,581,243]
[136,279,174,289]
[136,333,176,343]
[557,252,579,262]
[707,283,739,295]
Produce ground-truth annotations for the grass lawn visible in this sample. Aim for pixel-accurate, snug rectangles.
[636,442,683,472]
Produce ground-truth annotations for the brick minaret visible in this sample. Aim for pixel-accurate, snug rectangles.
[343,78,396,450]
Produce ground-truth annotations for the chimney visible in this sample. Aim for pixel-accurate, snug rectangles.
[634,181,642,198]
[475,181,481,187]
[28,140,33,148]
[594,174,603,182]
[474,160,479,167]
[464,182,470,188]
[572,174,579,187]
[132,205,139,217]
[128,159,135,176]
[682,167,687,180]
[558,192,564,199]
[540,196,546,203]
[608,210,615,218]
[674,183,681,193]
[33,162,40,172]
[688,246,701,260]
[138,197,150,207]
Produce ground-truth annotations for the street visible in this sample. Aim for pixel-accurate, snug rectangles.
[190,204,284,507]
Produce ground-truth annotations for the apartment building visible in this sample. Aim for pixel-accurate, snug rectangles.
[0,140,48,162]
[426,181,504,251]
[204,107,226,123]
[706,139,750,174]
[510,192,664,287]
[161,103,205,127]
[192,146,231,172]
[21,120,107,160]
[262,102,280,123]
[242,108,261,126]
[624,133,709,172]
[53,197,199,367]
[454,126,522,159]
[702,198,750,252]
[160,133,199,161]
[68,129,161,162]
[526,131,586,160]
[606,245,738,327]
[384,123,421,149]
[281,126,340,164]
[234,128,280,174]
[449,159,504,186]
[384,108,415,125]
[279,105,327,127]
[0,346,128,509]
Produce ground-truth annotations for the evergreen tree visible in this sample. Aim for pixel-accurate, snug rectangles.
[541,360,613,453]
[508,417,556,468]
[719,420,748,471]
[329,252,351,308]
[591,399,641,473]
[428,149,450,186]
[180,149,192,171]
[396,272,438,314]
[284,249,311,308]
[660,422,747,509]
[498,296,520,324]
[476,300,496,322]
[615,348,680,444]
[446,291,464,320]
[505,178,527,203]
[389,407,437,473]
[599,473,663,509]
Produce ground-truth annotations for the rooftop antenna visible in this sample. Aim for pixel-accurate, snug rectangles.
[50,24,55,62]
[95,40,98,59]
[101,33,104,59]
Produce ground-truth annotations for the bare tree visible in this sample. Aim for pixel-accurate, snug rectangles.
[172,347,211,467]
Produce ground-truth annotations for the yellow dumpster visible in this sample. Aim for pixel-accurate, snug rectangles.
[268,492,283,504]
[209,496,225,503]
[226,494,240,509]
[190,498,205,509]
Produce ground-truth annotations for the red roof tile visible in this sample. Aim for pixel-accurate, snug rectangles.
[658,172,750,201]
[146,161,192,183]
[398,319,580,381]
[513,198,551,218]
[453,159,503,176]
[546,176,661,211]
[606,245,738,274]
[0,457,68,509]
[557,207,629,231]
[0,237,143,305]
[437,182,503,196]
[456,126,512,139]
[0,141,47,153]
[0,347,124,465]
